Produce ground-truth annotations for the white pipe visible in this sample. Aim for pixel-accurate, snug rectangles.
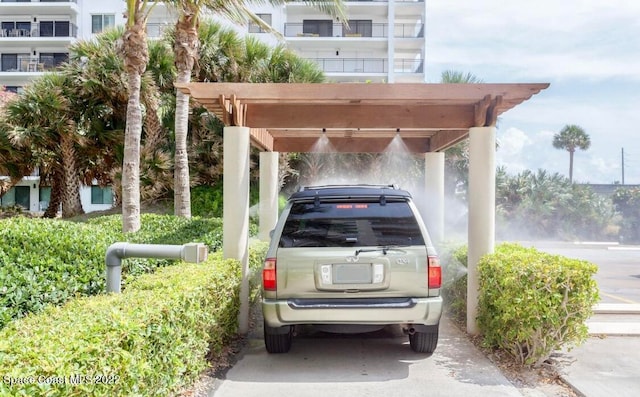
[105,242,207,293]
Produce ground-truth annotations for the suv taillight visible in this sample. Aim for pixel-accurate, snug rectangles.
[263,258,277,291]
[428,256,441,289]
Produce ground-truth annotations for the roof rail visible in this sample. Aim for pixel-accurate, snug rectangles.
[299,184,399,191]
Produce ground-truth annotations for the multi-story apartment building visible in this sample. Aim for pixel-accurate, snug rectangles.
[276,1,426,83]
[0,0,426,213]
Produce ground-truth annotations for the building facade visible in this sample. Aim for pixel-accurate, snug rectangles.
[0,0,427,213]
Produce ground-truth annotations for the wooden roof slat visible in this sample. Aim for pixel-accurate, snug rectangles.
[175,82,549,153]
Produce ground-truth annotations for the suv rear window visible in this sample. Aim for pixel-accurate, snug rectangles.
[279,201,424,248]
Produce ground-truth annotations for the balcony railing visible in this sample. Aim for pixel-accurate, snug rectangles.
[0,54,68,73]
[308,58,423,74]
[1,1,78,3]
[0,23,78,38]
[284,23,424,38]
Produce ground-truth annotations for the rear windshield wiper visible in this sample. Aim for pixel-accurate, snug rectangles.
[355,245,408,256]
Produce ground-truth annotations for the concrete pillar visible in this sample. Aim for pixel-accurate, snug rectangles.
[223,126,250,335]
[424,152,445,243]
[467,126,496,335]
[259,151,279,241]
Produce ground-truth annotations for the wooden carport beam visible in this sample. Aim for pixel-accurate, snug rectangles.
[430,130,469,152]
[473,95,504,127]
[250,128,274,151]
[273,137,430,153]
[219,94,247,127]
[246,104,475,129]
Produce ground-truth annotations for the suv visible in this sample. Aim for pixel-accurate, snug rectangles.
[262,185,442,354]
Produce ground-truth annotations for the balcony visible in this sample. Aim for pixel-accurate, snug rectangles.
[0,23,78,39]
[308,58,423,74]
[1,53,69,73]
[0,0,79,15]
[284,23,424,38]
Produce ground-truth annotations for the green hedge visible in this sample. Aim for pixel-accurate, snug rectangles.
[0,215,225,329]
[441,244,468,325]
[0,243,267,396]
[477,243,599,367]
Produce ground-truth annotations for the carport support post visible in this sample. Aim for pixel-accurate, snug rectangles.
[467,126,496,335]
[223,126,251,335]
[424,152,445,243]
[259,151,279,241]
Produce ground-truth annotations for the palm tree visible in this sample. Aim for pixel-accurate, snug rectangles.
[121,0,158,232]
[552,124,591,183]
[167,0,347,218]
[5,73,85,217]
[68,28,175,206]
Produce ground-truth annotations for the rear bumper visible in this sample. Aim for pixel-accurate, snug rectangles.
[262,296,443,328]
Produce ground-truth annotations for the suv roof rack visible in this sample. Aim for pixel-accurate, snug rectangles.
[290,184,411,201]
[299,184,399,192]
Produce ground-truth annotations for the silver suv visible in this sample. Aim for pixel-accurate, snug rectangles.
[262,185,442,353]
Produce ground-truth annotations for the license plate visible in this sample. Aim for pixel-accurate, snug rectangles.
[333,263,372,284]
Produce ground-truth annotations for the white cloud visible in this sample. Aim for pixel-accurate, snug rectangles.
[427,0,640,82]
[427,0,640,183]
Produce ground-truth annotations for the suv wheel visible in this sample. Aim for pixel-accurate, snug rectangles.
[264,322,293,353]
[409,325,439,353]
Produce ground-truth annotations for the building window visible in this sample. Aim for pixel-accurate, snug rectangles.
[303,20,333,37]
[1,186,30,210]
[91,186,113,205]
[345,20,373,37]
[92,14,115,34]
[39,21,71,37]
[39,53,69,70]
[249,13,272,33]
[39,186,51,211]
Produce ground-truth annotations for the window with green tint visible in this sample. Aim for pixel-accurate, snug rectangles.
[1,186,29,209]
[91,186,113,205]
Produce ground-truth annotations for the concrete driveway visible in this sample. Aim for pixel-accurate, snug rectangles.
[210,318,525,397]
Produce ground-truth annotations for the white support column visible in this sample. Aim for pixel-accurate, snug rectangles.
[223,126,251,335]
[467,126,496,335]
[259,151,279,241]
[424,152,445,243]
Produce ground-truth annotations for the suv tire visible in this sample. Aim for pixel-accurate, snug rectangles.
[409,325,439,353]
[264,322,293,353]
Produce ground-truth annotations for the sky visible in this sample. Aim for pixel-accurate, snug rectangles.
[427,0,640,184]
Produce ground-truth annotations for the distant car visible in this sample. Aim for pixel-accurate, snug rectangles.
[261,185,442,353]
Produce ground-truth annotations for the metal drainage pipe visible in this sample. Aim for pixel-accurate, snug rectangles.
[105,242,208,293]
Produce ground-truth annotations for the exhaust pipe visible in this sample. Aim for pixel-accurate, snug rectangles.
[405,327,417,335]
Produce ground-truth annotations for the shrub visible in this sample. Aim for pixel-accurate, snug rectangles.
[0,214,225,329]
[0,218,117,329]
[477,243,599,367]
[441,244,468,325]
[0,256,241,396]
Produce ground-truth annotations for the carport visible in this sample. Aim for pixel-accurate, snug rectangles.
[175,82,548,335]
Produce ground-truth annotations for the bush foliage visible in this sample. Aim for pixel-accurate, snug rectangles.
[441,244,468,325]
[477,243,599,367]
[0,243,267,396]
[0,214,225,329]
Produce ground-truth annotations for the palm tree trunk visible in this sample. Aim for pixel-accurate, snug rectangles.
[569,149,575,183]
[122,70,142,232]
[44,170,63,218]
[174,73,191,218]
[60,134,84,218]
[173,15,198,218]
[121,4,148,233]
